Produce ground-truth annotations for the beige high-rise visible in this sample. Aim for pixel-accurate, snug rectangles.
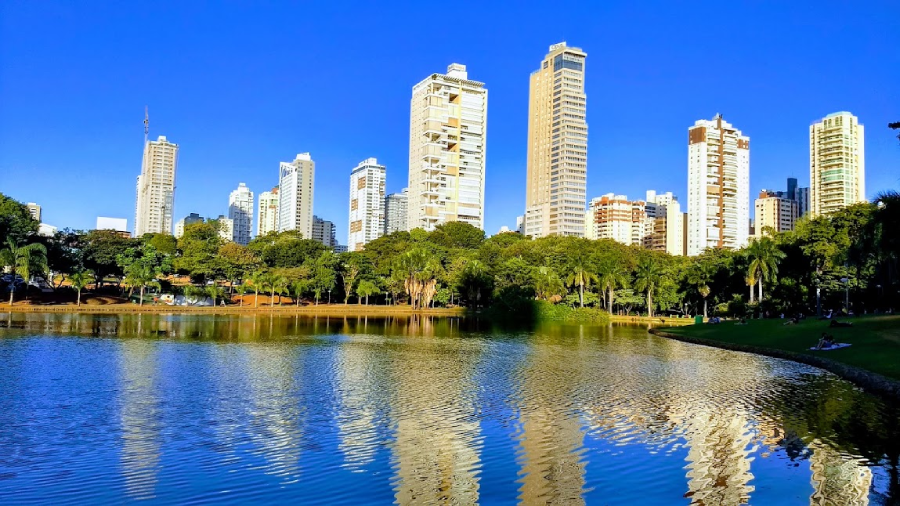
[524,42,588,238]
[408,64,487,231]
[278,153,315,238]
[810,112,865,216]
[134,135,178,236]
[256,187,279,237]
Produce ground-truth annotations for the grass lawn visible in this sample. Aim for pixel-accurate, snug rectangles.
[662,315,900,380]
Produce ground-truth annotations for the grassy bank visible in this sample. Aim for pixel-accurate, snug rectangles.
[658,315,900,381]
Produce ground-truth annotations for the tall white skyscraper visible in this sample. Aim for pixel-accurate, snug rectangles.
[278,153,315,238]
[524,42,588,238]
[385,188,409,235]
[256,187,279,237]
[228,182,254,245]
[408,63,487,231]
[687,115,750,256]
[134,135,178,236]
[348,158,386,251]
[810,112,865,216]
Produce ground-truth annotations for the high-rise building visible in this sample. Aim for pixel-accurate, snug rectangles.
[585,194,647,246]
[212,215,234,242]
[228,183,254,245]
[754,190,798,236]
[524,42,588,238]
[278,153,315,238]
[174,213,203,238]
[25,203,41,222]
[645,191,684,256]
[408,64,487,231]
[134,135,178,236]
[796,187,810,217]
[256,187,279,237]
[687,115,750,256]
[384,189,409,235]
[810,112,865,216]
[311,215,337,248]
[348,158,386,251]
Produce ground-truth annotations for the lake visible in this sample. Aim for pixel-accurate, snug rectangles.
[0,312,897,504]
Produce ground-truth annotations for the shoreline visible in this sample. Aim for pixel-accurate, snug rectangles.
[0,303,466,317]
[649,328,900,401]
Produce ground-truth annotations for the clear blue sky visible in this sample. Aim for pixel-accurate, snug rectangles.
[1,1,898,242]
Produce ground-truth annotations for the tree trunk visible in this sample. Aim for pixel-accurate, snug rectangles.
[315,294,319,306]
[647,290,653,318]
[140,285,145,306]
[8,289,13,306]
[703,298,708,319]
[749,283,755,303]
[270,291,275,308]
[758,279,763,303]
[254,290,259,308]
[608,286,614,313]
[77,289,82,306]
[366,295,369,305]
[579,281,584,308]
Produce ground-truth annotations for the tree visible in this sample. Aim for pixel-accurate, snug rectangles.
[634,255,664,317]
[746,237,786,303]
[248,231,326,268]
[234,283,248,307]
[247,270,266,308]
[341,259,360,303]
[218,242,260,291]
[429,222,486,249]
[533,266,565,302]
[597,258,629,313]
[69,270,92,306]
[565,259,597,308]
[145,233,178,256]
[270,274,289,307]
[82,229,135,286]
[0,193,39,245]
[393,248,441,309]
[290,279,308,306]
[311,251,337,305]
[356,280,379,305]
[117,244,170,306]
[175,222,223,283]
[455,259,492,308]
[0,238,48,305]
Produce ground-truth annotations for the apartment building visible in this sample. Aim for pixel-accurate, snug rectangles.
[278,153,315,238]
[135,135,178,236]
[384,188,409,235]
[644,190,684,256]
[686,115,750,256]
[408,64,487,231]
[228,182,254,245]
[810,112,865,216]
[311,215,337,248]
[755,190,798,236]
[524,42,588,238]
[348,158,386,251]
[585,194,647,246]
[256,187,279,237]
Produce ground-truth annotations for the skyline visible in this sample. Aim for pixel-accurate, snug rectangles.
[1,2,898,241]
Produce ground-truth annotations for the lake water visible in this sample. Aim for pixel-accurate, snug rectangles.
[0,313,898,504]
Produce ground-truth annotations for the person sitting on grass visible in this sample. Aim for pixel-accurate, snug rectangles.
[830,319,853,328]
[815,333,836,350]
[735,318,748,326]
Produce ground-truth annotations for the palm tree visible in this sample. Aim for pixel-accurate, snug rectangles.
[122,262,158,306]
[357,280,378,305]
[272,275,288,307]
[565,260,597,308]
[0,238,48,306]
[634,256,664,318]
[234,283,248,307]
[290,280,307,306]
[69,270,92,306]
[597,259,629,313]
[746,237,786,303]
[533,266,565,301]
[247,271,265,308]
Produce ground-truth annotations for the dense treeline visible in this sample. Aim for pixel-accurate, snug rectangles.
[1,191,898,316]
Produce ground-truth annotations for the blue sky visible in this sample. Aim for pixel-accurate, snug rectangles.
[1,1,898,242]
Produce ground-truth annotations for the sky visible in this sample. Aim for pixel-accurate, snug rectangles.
[1,1,898,242]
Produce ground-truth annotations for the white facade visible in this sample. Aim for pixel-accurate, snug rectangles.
[311,215,337,247]
[524,42,588,238]
[228,182,254,245]
[256,187,279,237]
[687,116,750,256]
[278,153,315,238]
[26,203,41,222]
[810,112,865,216]
[408,64,487,231]
[348,158,386,251]
[645,190,684,256]
[135,135,178,236]
[385,189,409,235]
[755,191,798,235]
[96,217,128,232]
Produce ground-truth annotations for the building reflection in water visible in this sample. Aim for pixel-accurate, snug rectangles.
[335,334,382,472]
[117,338,161,500]
[387,328,484,504]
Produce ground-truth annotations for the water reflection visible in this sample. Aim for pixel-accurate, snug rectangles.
[1,312,898,504]
[117,339,161,500]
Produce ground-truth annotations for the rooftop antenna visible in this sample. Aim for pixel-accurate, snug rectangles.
[143,106,149,144]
